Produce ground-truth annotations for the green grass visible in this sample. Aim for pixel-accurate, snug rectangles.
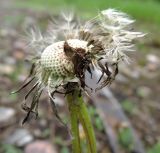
[14,0,160,25]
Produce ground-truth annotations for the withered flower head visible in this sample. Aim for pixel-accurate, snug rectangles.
[13,9,144,123]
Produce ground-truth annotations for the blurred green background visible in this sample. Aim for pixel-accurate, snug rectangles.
[15,0,160,24]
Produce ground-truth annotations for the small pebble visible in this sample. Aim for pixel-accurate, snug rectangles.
[5,129,33,147]
[146,54,159,64]
[0,107,16,128]
[25,141,57,153]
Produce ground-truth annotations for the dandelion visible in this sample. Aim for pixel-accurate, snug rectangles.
[13,8,144,153]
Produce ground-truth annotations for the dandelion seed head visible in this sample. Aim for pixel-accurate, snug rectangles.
[40,39,90,77]
[16,9,145,122]
[31,8,144,90]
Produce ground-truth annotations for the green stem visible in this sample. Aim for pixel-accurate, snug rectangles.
[78,96,97,153]
[67,93,82,153]
[66,89,97,153]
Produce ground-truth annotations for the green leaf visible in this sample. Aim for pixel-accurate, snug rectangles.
[54,137,64,146]
[121,100,136,115]
[118,127,134,151]
[88,106,96,117]
[148,142,160,153]
[95,117,104,131]
[1,144,22,153]
[61,147,70,153]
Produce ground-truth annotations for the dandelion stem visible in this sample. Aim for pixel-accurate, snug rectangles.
[78,96,97,153]
[67,92,82,153]
[66,89,97,153]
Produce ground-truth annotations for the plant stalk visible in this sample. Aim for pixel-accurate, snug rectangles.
[66,89,97,153]
[78,96,97,153]
[67,93,82,153]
